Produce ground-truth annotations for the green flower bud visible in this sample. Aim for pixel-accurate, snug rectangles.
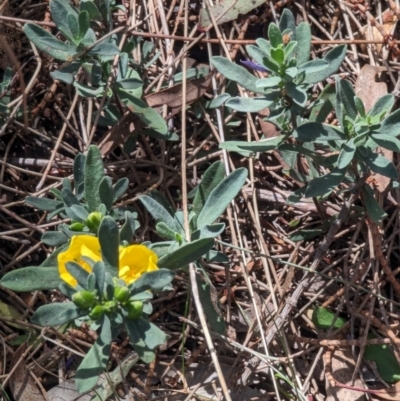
[89,305,104,320]
[103,300,117,313]
[126,301,143,320]
[85,212,104,232]
[72,290,96,309]
[70,222,85,231]
[114,286,129,303]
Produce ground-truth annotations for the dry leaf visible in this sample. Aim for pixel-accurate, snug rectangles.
[258,108,280,139]
[323,348,366,401]
[370,381,400,400]
[355,65,391,193]
[359,9,397,54]
[198,0,265,30]
[10,344,47,401]
[98,112,144,156]
[144,74,212,117]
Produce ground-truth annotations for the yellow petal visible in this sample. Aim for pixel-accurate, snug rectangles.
[118,245,158,285]
[58,235,102,287]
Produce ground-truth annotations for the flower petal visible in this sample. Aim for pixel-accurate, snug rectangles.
[118,245,158,284]
[58,235,102,287]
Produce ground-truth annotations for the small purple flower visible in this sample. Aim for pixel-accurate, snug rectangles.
[240,59,270,73]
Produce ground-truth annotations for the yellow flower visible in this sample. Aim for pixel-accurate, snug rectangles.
[118,245,158,284]
[58,235,102,287]
[58,236,159,287]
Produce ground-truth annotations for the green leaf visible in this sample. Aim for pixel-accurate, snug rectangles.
[246,45,268,67]
[140,195,181,233]
[362,185,387,224]
[69,204,89,221]
[337,138,356,169]
[23,23,78,61]
[116,88,167,135]
[370,133,400,152]
[193,161,226,217]
[256,76,281,89]
[279,9,296,38]
[286,82,307,106]
[156,222,178,240]
[378,108,400,137]
[66,13,79,43]
[84,145,104,212]
[25,196,63,212]
[354,96,366,118]
[0,267,62,292]
[298,59,329,76]
[336,78,357,125]
[305,168,346,198]
[219,135,286,153]
[211,56,260,93]
[74,82,104,98]
[98,216,119,276]
[207,93,231,108]
[303,45,347,85]
[368,94,394,117]
[88,41,120,57]
[225,96,278,112]
[191,223,225,240]
[289,228,325,242]
[66,261,90,288]
[197,168,248,228]
[41,231,69,247]
[309,83,336,123]
[270,48,284,65]
[364,338,400,383]
[131,318,169,349]
[196,275,225,334]
[158,238,214,270]
[268,23,282,48]
[361,150,398,179]
[99,176,114,211]
[294,123,346,142]
[49,0,77,42]
[31,302,83,326]
[80,0,102,20]
[76,315,111,393]
[78,11,90,40]
[312,306,347,330]
[73,153,86,199]
[295,22,311,65]
[113,178,129,201]
[129,269,175,294]
[120,212,138,243]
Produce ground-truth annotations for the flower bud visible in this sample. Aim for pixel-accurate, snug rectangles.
[89,305,104,320]
[126,301,143,320]
[85,212,104,232]
[70,222,85,231]
[114,286,129,303]
[103,300,117,313]
[72,290,96,309]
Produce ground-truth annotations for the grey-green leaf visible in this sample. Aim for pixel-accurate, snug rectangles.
[193,161,226,217]
[31,302,83,326]
[197,168,248,228]
[337,138,356,169]
[294,123,346,142]
[98,216,119,276]
[211,56,259,93]
[24,23,78,61]
[84,145,105,212]
[158,238,214,270]
[225,96,278,112]
[0,267,62,292]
